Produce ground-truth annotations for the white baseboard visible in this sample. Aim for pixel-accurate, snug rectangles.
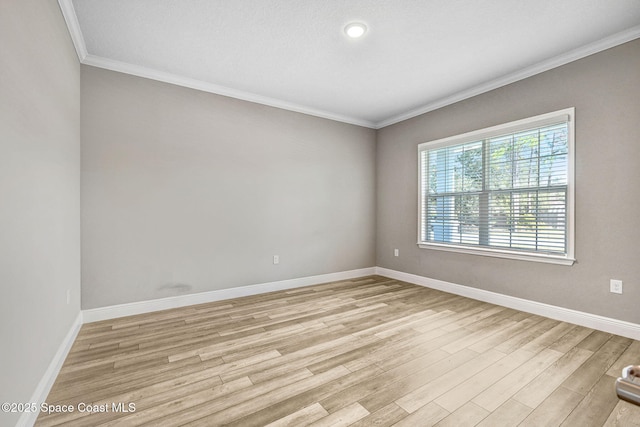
[82,267,377,323]
[83,266,640,339]
[17,268,374,425]
[375,267,640,341]
[18,265,640,427]
[17,311,83,427]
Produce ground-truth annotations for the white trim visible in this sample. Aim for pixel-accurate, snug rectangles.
[57,0,87,61]
[55,0,640,130]
[376,25,640,128]
[417,108,575,266]
[56,0,376,128]
[375,267,640,341]
[81,55,376,129]
[416,109,572,151]
[18,266,640,426]
[16,312,83,427]
[82,268,376,323]
[19,268,374,424]
[417,243,575,266]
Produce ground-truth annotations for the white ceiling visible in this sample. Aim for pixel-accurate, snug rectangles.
[61,0,640,128]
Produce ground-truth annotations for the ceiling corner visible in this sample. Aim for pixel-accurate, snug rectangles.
[82,54,378,129]
[58,0,87,61]
[375,24,640,129]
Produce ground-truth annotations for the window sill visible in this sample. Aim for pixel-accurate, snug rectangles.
[417,242,575,266]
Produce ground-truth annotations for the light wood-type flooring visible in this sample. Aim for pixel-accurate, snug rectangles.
[36,276,640,426]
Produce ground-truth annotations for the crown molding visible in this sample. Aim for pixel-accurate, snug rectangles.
[375,24,640,129]
[57,0,87,61]
[56,0,639,130]
[56,0,374,128]
[82,55,376,128]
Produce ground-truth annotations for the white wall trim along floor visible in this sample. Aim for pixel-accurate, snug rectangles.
[21,266,640,426]
[17,312,83,427]
[375,267,640,341]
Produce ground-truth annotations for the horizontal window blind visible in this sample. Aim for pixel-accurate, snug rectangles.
[418,109,574,263]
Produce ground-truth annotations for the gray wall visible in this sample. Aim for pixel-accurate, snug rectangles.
[81,66,376,309]
[2,5,637,420]
[0,0,81,425]
[376,39,640,324]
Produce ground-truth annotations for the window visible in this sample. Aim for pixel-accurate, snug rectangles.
[418,108,575,265]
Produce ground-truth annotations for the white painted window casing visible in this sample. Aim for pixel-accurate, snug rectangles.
[418,108,575,265]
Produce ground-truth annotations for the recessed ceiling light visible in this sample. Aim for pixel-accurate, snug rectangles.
[344,22,367,39]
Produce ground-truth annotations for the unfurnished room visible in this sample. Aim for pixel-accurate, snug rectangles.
[2,1,640,426]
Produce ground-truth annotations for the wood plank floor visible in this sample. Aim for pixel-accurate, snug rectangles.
[36,276,640,426]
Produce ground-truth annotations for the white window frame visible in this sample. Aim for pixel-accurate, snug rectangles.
[417,108,575,266]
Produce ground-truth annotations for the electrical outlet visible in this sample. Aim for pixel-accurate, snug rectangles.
[66,289,71,304]
[394,249,399,257]
[273,255,279,265]
[610,279,623,294]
